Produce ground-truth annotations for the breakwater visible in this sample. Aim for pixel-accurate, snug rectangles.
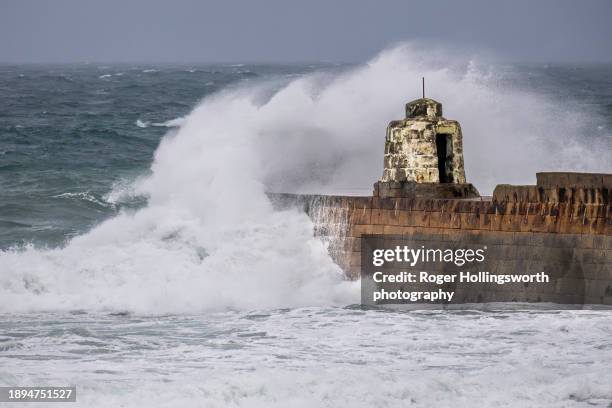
[270,172,612,305]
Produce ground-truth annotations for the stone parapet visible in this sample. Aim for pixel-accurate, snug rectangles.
[536,172,612,189]
[374,181,480,199]
[493,172,610,205]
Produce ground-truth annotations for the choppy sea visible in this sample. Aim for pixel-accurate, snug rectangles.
[1,46,611,406]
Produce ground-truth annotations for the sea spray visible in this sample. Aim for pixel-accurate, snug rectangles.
[0,88,359,314]
[246,44,609,195]
[306,196,350,269]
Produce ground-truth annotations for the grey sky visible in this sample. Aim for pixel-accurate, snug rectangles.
[1,0,611,63]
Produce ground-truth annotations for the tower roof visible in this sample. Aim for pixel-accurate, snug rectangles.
[405,98,443,119]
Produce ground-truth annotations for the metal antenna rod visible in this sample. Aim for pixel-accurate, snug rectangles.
[422,77,425,98]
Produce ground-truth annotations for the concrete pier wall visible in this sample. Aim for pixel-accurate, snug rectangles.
[269,173,612,305]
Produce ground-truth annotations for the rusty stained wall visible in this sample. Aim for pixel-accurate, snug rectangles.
[285,194,611,305]
[269,171,612,304]
[309,196,609,271]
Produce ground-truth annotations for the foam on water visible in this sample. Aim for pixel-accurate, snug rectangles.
[0,44,609,314]
[136,117,186,129]
[52,192,113,208]
[1,308,611,408]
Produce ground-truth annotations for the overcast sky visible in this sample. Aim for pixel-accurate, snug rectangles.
[1,0,611,63]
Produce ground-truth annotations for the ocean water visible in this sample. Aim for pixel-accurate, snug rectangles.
[0,63,329,249]
[1,45,611,406]
[2,309,612,408]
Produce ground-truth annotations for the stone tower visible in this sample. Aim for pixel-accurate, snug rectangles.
[374,98,479,198]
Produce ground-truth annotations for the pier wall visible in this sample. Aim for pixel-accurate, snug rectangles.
[269,173,612,305]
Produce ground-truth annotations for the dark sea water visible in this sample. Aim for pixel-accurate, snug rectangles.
[0,63,330,249]
[0,57,611,407]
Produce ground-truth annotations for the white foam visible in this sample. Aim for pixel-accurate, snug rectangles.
[152,117,186,128]
[135,119,149,128]
[1,309,611,407]
[103,177,144,205]
[52,192,112,208]
[136,117,186,129]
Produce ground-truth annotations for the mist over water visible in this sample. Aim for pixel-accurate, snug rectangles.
[0,44,610,314]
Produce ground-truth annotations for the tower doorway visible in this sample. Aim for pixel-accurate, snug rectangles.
[435,134,453,183]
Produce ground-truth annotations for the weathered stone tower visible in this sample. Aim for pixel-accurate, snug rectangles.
[374,98,479,199]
